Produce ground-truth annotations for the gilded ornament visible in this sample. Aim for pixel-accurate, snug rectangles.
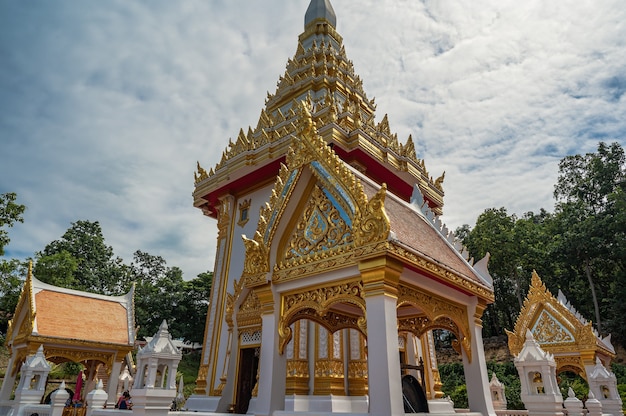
[397,284,472,361]
[388,242,494,301]
[434,171,445,191]
[284,184,353,261]
[278,281,367,354]
[507,270,613,375]
[195,161,209,183]
[353,183,390,246]
[237,290,262,328]
[241,232,270,285]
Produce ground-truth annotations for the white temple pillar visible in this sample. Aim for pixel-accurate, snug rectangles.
[360,256,404,416]
[463,299,496,416]
[106,360,123,408]
[0,353,17,401]
[252,284,286,416]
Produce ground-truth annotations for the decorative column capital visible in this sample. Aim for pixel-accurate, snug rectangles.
[358,255,402,298]
[255,283,275,315]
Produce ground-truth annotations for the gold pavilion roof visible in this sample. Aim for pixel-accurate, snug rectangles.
[6,265,135,348]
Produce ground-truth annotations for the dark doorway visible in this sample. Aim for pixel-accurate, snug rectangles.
[402,374,429,413]
[234,346,259,414]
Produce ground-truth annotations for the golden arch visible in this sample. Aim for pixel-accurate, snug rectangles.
[43,348,114,375]
[397,284,472,360]
[278,280,367,354]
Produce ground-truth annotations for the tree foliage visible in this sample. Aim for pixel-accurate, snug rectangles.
[0,259,28,334]
[0,193,27,333]
[36,220,129,295]
[0,192,26,256]
[126,251,212,343]
[458,142,626,345]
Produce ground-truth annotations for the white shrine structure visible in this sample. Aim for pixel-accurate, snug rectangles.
[507,271,623,415]
[188,1,497,415]
[0,263,136,411]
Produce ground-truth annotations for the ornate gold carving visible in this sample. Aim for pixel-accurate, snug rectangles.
[432,368,444,398]
[388,242,494,301]
[353,184,390,247]
[397,284,472,361]
[287,358,310,377]
[286,359,311,395]
[507,271,611,372]
[241,233,270,286]
[237,290,262,328]
[279,281,366,354]
[216,198,231,241]
[194,161,209,184]
[314,359,344,378]
[225,293,234,328]
[434,171,445,191]
[7,262,35,345]
[274,241,388,282]
[554,356,586,377]
[532,310,574,344]
[194,364,209,394]
[314,359,345,395]
[43,347,114,371]
[284,184,353,261]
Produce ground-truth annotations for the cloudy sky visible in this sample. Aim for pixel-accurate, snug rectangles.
[1,0,625,280]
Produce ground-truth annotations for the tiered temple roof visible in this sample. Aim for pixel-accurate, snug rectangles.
[194,0,445,218]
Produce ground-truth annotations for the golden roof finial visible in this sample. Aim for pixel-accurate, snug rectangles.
[295,100,315,138]
[435,172,445,190]
[195,161,209,184]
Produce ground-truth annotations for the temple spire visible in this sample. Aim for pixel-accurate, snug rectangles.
[305,0,336,29]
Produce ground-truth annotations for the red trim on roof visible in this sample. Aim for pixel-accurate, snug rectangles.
[198,157,286,218]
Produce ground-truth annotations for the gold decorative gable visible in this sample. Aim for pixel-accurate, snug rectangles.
[532,309,574,344]
[284,183,353,261]
[242,101,390,286]
[6,262,35,346]
[506,271,609,367]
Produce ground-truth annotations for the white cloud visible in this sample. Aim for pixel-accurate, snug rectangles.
[1,0,625,279]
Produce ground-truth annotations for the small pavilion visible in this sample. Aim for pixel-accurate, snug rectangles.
[506,271,615,379]
[0,263,135,407]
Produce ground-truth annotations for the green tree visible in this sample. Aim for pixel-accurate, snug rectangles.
[33,250,78,288]
[551,142,625,336]
[0,192,26,256]
[0,259,28,333]
[129,250,187,340]
[36,220,129,294]
[458,207,555,337]
[176,271,212,343]
[0,193,27,333]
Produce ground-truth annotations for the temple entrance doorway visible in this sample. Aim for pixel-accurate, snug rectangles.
[234,346,259,414]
